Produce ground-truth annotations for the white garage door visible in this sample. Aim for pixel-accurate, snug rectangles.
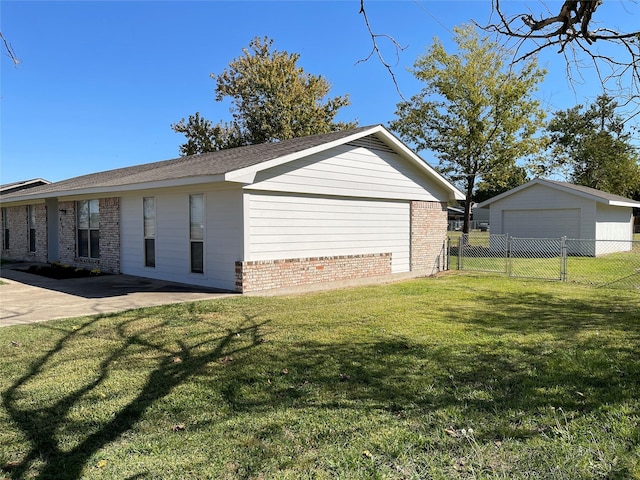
[502,209,580,238]
[248,193,410,273]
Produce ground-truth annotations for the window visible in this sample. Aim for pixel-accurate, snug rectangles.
[189,194,204,274]
[143,197,156,267]
[28,205,36,252]
[2,208,8,250]
[77,199,100,258]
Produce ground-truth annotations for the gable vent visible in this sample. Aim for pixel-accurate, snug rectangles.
[346,135,396,154]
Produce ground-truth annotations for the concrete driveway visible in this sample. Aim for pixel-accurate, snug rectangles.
[0,264,236,327]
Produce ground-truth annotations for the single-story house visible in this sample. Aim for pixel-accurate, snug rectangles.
[1,125,464,292]
[477,178,640,255]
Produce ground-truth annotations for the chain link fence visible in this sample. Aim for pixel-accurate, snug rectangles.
[450,233,640,291]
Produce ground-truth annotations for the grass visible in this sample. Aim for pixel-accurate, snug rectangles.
[1,274,639,479]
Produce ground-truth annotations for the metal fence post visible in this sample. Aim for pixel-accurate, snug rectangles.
[506,235,512,277]
[560,236,568,282]
[458,234,463,270]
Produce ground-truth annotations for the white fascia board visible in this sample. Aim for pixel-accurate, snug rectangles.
[0,175,226,204]
[609,200,640,208]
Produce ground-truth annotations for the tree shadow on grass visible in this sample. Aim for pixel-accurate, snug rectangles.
[2,310,270,480]
[2,286,639,478]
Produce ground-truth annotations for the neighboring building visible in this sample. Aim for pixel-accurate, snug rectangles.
[447,206,464,231]
[0,125,464,292]
[0,178,51,195]
[477,178,640,255]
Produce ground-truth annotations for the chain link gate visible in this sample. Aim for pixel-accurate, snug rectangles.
[508,237,564,281]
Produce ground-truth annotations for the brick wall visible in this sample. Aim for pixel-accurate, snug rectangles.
[236,253,392,293]
[410,201,448,274]
[99,197,120,273]
[58,197,121,273]
[1,204,48,263]
[58,201,77,266]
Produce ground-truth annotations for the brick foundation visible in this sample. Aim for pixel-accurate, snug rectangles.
[410,201,448,274]
[236,253,392,293]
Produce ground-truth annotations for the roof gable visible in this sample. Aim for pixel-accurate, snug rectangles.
[1,125,464,203]
[478,178,640,209]
[0,178,51,195]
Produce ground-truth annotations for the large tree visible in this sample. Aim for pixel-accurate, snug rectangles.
[390,25,547,233]
[172,37,356,155]
[541,94,640,198]
[473,164,529,204]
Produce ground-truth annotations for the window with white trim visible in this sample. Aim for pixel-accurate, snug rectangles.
[143,197,156,267]
[77,199,100,258]
[28,205,36,252]
[189,194,204,274]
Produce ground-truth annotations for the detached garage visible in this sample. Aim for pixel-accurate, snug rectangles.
[478,179,640,255]
[1,125,464,292]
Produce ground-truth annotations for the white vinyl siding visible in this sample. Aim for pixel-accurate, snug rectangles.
[595,204,634,241]
[246,144,449,202]
[246,193,410,273]
[120,186,243,290]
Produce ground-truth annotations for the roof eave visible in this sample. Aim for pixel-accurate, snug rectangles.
[477,178,640,208]
[0,175,227,204]
[608,200,640,208]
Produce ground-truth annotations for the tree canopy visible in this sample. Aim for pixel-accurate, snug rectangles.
[540,94,640,199]
[390,25,547,232]
[172,37,356,156]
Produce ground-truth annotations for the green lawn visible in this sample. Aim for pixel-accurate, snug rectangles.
[1,274,639,479]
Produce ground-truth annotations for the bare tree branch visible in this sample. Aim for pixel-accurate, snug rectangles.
[479,0,640,107]
[0,31,20,67]
[357,0,407,100]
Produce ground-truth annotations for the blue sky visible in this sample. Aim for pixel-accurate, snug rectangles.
[1,1,638,184]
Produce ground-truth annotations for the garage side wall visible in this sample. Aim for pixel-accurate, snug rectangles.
[596,204,634,241]
[410,201,448,274]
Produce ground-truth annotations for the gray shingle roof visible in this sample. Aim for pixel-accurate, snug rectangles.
[1,125,378,200]
[543,179,639,204]
[477,178,640,208]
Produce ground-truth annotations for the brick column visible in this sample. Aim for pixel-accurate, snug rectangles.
[99,197,120,273]
[58,201,77,266]
[411,201,448,274]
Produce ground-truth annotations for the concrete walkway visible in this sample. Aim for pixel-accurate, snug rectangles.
[0,264,236,327]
